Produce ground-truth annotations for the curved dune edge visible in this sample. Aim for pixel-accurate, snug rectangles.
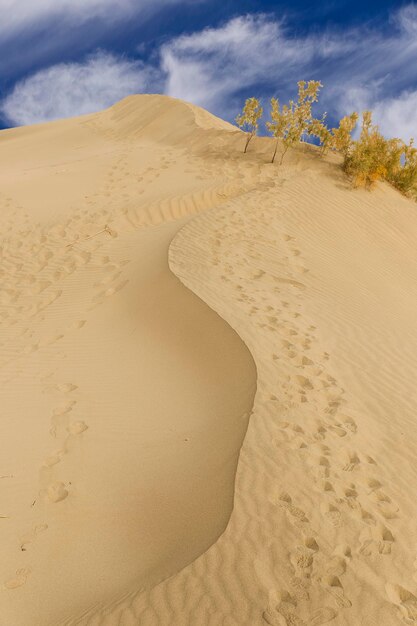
[2,95,417,625]
[78,143,417,624]
[0,96,259,626]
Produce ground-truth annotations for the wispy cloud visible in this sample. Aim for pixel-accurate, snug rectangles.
[0,0,188,39]
[393,3,417,34]
[0,0,202,81]
[2,4,417,141]
[0,52,157,126]
[161,7,417,134]
[373,90,417,142]
[160,15,351,113]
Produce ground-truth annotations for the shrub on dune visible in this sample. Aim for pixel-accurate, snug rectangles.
[235,82,416,201]
[329,113,359,157]
[236,97,263,153]
[387,139,417,199]
[308,113,332,155]
[266,80,323,164]
[342,111,388,188]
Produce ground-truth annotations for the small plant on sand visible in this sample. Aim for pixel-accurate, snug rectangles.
[236,97,263,153]
[308,113,332,155]
[235,83,417,202]
[329,112,359,157]
[387,138,417,199]
[266,80,322,164]
[266,97,292,164]
[343,111,390,189]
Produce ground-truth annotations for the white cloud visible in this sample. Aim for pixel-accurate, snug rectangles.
[0,0,186,39]
[2,4,417,141]
[1,52,157,125]
[160,15,351,112]
[160,8,417,139]
[373,90,417,142]
[394,3,417,34]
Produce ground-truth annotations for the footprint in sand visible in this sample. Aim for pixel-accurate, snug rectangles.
[45,334,64,346]
[46,481,69,503]
[321,479,336,495]
[67,420,88,435]
[386,583,417,622]
[94,279,129,302]
[43,445,67,468]
[342,451,360,472]
[295,375,314,391]
[328,425,347,438]
[70,320,87,330]
[289,575,310,600]
[360,523,395,555]
[313,423,328,441]
[4,568,31,590]
[52,400,76,416]
[95,271,122,287]
[343,485,358,504]
[275,492,309,524]
[365,477,383,494]
[325,555,347,577]
[317,455,331,479]
[55,383,78,393]
[320,502,342,527]
[50,401,76,436]
[339,415,357,433]
[23,342,39,354]
[277,593,307,625]
[371,490,400,519]
[309,608,338,624]
[334,544,352,559]
[358,507,376,525]
[321,575,352,608]
[262,608,287,625]
[263,592,306,626]
[290,545,314,579]
[20,523,48,551]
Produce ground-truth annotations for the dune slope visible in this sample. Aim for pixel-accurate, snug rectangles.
[0,96,256,625]
[77,119,417,625]
[2,95,417,626]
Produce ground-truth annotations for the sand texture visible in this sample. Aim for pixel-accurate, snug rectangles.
[1,95,417,625]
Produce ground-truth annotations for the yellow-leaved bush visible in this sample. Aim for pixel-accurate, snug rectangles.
[343,111,389,188]
[386,139,417,199]
[266,80,322,164]
[236,83,417,199]
[235,97,263,153]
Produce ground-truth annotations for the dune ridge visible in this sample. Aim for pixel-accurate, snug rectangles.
[0,95,256,626]
[1,95,417,625]
[76,130,417,624]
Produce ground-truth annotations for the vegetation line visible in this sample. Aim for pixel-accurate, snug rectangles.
[236,82,417,198]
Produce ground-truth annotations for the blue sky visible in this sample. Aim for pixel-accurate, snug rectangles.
[1,0,416,140]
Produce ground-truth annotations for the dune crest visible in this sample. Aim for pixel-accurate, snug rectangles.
[1,95,417,625]
[0,95,255,626]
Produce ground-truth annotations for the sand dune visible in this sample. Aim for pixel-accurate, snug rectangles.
[1,95,417,625]
[0,96,256,625]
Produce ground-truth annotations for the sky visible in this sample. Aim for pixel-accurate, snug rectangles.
[0,0,416,140]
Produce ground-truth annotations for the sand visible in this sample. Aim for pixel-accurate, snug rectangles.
[1,95,417,626]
